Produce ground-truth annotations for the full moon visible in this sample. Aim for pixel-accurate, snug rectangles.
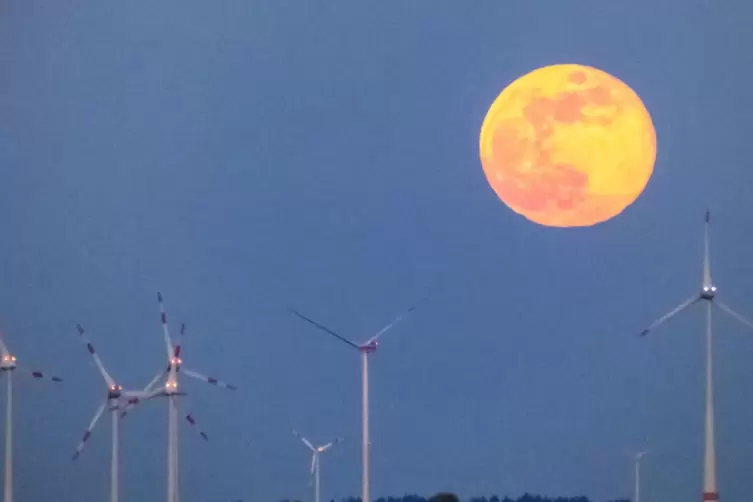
[479,64,656,227]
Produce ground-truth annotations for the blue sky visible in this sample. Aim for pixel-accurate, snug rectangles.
[2,1,753,501]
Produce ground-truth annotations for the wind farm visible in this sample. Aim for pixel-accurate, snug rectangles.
[3,3,753,502]
[6,209,753,502]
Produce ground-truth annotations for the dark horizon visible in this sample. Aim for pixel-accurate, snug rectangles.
[277,493,630,502]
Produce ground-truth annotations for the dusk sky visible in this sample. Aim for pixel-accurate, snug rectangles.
[3,2,753,501]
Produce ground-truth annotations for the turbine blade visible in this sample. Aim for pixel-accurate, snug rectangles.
[366,304,418,344]
[158,292,176,363]
[310,453,317,476]
[76,324,116,388]
[119,387,174,418]
[123,388,164,400]
[0,333,10,358]
[715,301,753,331]
[185,413,209,441]
[290,309,359,349]
[638,296,699,336]
[72,400,107,461]
[117,373,168,418]
[144,371,166,393]
[28,369,63,382]
[182,368,237,390]
[319,438,343,452]
[118,400,138,418]
[292,429,316,451]
[704,210,712,286]
[174,323,186,359]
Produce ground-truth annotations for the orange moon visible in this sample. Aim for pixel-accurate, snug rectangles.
[479,64,656,227]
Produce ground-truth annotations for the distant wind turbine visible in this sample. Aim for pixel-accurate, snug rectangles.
[291,303,418,502]
[291,429,343,502]
[0,332,62,502]
[637,211,753,502]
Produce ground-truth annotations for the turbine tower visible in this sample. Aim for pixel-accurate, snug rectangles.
[0,333,62,502]
[634,452,646,502]
[637,211,753,502]
[292,304,417,502]
[71,325,159,502]
[120,293,236,502]
[291,429,342,502]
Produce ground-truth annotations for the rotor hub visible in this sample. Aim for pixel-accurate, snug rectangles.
[359,342,378,354]
[0,355,16,370]
[701,285,717,300]
[168,357,183,372]
[108,385,123,399]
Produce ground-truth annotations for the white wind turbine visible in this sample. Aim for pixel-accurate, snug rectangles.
[0,333,62,502]
[291,429,343,502]
[291,304,418,502]
[120,293,237,502]
[637,211,753,502]
[71,324,160,502]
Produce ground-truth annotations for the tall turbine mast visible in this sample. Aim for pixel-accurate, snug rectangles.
[635,452,646,502]
[637,211,753,502]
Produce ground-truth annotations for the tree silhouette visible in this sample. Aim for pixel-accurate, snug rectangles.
[337,494,608,502]
[429,493,460,502]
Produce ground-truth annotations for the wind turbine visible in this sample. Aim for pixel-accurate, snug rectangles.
[637,211,753,502]
[0,333,62,502]
[121,293,236,502]
[634,451,646,502]
[291,429,343,502]
[291,304,418,502]
[71,324,159,502]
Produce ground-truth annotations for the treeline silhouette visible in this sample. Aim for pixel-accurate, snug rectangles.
[281,494,630,502]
